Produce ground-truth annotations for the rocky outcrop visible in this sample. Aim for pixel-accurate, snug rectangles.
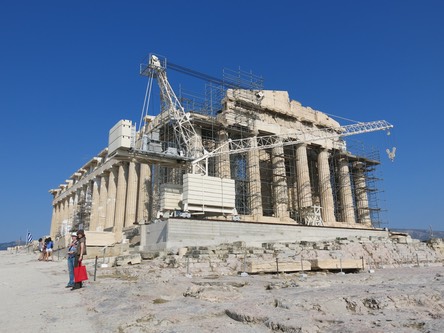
[87,236,444,333]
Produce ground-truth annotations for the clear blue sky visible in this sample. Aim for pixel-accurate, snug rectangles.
[1,1,443,243]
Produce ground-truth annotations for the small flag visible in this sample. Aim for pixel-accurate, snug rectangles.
[27,232,33,244]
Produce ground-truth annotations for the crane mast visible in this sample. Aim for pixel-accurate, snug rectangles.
[143,55,202,160]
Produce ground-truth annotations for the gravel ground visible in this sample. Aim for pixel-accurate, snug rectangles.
[2,248,443,333]
[0,250,94,332]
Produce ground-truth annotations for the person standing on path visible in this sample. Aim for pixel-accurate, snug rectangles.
[37,238,45,261]
[44,237,53,261]
[71,230,86,290]
[66,233,78,288]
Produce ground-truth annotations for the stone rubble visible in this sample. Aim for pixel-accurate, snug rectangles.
[79,235,444,332]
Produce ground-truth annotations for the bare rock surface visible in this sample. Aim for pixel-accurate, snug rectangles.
[86,258,444,333]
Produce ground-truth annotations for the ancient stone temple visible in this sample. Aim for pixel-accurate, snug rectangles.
[49,56,390,249]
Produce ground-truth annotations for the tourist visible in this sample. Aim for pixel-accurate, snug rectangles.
[66,233,78,288]
[37,238,45,261]
[71,230,87,290]
[44,237,54,261]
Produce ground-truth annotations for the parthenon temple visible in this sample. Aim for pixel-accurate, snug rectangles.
[49,58,387,248]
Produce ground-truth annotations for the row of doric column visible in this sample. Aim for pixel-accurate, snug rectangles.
[50,134,371,241]
[50,161,152,241]
[216,138,371,226]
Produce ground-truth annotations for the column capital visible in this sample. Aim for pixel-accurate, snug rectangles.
[353,161,366,169]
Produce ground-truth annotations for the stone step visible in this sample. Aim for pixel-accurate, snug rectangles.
[309,259,364,271]
[245,260,312,273]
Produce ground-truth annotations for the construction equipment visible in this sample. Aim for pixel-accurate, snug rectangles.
[139,55,203,161]
[124,54,394,221]
[138,54,393,173]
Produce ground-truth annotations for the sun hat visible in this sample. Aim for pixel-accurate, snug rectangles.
[71,232,77,237]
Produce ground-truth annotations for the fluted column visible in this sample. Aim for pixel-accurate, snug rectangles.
[151,164,160,220]
[318,149,336,224]
[272,142,289,218]
[98,173,108,231]
[216,129,231,179]
[189,127,204,160]
[105,167,117,230]
[59,202,65,236]
[125,161,138,227]
[80,184,89,231]
[50,204,57,238]
[289,150,299,217]
[295,144,312,208]
[114,163,127,237]
[353,162,371,226]
[62,199,69,233]
[137,163,152,223]
[339,157,355,223]
[89,178,101,231]
[67,195,74,233]
[72,191,79,230]
[248,137,263,219]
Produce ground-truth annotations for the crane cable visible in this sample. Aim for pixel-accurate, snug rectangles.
[138,74,154,132]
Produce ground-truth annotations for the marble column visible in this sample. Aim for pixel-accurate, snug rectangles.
[89,178,101,231]
[79,184,89,230]
[57,202,63,235]
[216,129,231,179]
[62,199,69,233]
[105,167,117,230]
[67,195,74,233]
[50,204,57,238]
[248,137,263,219]
[114,163,127,236]
[98,173,108,231]
[272,142,289,218]
[125,161,138,227]
[295,144,312,208]
[55,199,65,235]
[353,162,371,226]
[72,191,79,230]
[137,163,151,223]
[150,165,158,219]
[189,127,204,160]
[338,157,355,223]
[317,149,336,224]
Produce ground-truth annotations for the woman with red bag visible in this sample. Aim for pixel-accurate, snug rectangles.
[66,232,78,288]
[71,229,87,291]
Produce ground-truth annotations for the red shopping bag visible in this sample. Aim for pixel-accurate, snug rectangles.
[74,262,88,282]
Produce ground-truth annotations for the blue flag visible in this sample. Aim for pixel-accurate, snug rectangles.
[27,232,33,244]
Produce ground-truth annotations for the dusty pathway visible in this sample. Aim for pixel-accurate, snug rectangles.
[0,250,94,332]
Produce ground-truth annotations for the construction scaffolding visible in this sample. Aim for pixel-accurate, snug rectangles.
[136,58,389,228]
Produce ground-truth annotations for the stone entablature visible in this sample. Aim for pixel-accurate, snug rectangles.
[220,89,343,150]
